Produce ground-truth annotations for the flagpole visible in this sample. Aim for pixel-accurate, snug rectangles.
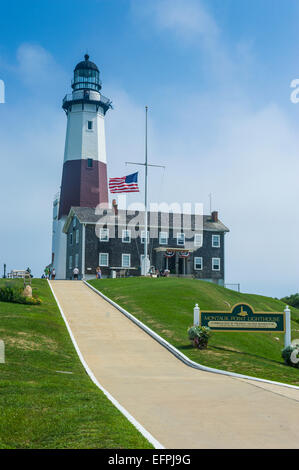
[144,106,148,274]
[125,106,165,276]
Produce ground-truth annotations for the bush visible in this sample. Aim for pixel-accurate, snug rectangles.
[282,343,299,368]
[0,283,41,305]
[280,293,299,309]
[188,325,212,349]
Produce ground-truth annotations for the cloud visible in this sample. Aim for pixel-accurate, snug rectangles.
[16,43,67,94]
[131,0,218,43]
[0,44,66,276]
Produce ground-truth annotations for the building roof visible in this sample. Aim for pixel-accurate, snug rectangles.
[63,206,230,234]
[74,54,99,72]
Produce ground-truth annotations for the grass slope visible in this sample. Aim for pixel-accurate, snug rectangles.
[89,277,299,386]
[0,279,153,449]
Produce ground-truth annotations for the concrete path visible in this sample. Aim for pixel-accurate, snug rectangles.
[50,281,299,449]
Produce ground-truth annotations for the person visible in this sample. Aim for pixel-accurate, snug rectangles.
[44,267,50,279]
[73,267,79,280]
[96,266,102,279]
[51,268,56,280]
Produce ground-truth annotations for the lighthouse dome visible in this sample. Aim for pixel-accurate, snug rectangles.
[72,54,102,92]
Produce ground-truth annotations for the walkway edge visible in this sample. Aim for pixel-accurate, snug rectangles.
[84,280,299,391]
[47,280,165,450]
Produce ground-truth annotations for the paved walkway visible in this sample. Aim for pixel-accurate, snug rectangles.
[50,281,299,449]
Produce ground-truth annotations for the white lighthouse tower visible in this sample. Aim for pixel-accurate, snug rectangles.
[52,54,112,279]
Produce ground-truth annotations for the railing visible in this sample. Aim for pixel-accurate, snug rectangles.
[7,270,27,279]
[224,283,241,293]
[63,93,112,106]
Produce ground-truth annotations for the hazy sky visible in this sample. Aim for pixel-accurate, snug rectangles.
[0,0,299,297]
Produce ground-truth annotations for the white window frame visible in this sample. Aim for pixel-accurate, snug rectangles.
[212,257,221,271]
[159,232,168,245]
[99,253,109,267]
[122,253,131,268]
[194,257,203,270]
[194,233,203,247]
[100,228,109,242]
[75,229,79,244]
[177,232,185,246]
[212,234,220,248]
[122,229,131,243]
[69,255,73,270]
[141,231,149,244]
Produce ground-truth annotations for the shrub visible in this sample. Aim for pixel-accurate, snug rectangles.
[280,293,299,309]
[282,343,299,368]
[0,283,41,305]
[188,325,212,349]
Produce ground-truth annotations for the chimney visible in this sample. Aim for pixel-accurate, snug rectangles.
[211,211,218,222]
[112,199,118,215]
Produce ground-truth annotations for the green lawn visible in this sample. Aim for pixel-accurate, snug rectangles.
[89,277,299,386]
[0,279,153,449]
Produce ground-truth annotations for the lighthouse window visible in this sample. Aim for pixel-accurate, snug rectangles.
[87,121,93,130]
[87,158,93,168]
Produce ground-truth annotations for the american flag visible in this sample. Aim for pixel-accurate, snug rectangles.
[109,172,140,193]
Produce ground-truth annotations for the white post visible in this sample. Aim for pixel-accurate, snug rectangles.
[284,305,291,348]
[194,303,200,326]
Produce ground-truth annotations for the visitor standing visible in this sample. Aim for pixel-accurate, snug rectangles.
[73,267,79,280]
[96,266,102,279]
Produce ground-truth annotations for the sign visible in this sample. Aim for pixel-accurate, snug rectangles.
[200,303,285,332]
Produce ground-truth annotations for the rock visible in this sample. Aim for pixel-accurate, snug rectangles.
[23,285,32,298]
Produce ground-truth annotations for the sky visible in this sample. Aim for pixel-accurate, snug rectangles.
[0,0,299,297]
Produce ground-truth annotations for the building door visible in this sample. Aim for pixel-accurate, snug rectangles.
[167,256,176,273]
[178,257,185,275]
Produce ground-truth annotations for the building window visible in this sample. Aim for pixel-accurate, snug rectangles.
[76,229,79,244]
[75,253,79,268]
[72,217,76,228]
[99,253,109,266]
[69,256,72,270]
[141,231,149,244]
[159,232,168,245]
[212,234,220,248]
[100,228,109,242]
[177,233,185,246]
[194,257,203,270]
[212,257,221,271]
[122,229,131,243]
[87,158,93,168]
[70,233,73,245]
[194,234,203,247]
[87,120,93,130]
[122,254,131,268]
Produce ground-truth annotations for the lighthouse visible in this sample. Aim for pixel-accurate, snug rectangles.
[52,54,112,279]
